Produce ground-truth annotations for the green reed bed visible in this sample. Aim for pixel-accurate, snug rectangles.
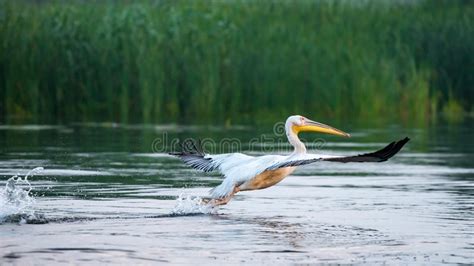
[0,0,472,125]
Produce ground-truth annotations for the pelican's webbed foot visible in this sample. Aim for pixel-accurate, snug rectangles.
[202,186,239,206]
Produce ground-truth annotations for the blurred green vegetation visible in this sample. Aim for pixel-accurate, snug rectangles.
[0,0,472,125]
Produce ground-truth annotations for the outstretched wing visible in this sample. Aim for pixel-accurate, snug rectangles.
[169,139,219,172]
[170,139,257,173]
[324,137,410,163]
[267,137,410,170]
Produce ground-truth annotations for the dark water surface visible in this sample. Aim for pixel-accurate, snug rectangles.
[0,122,473,264]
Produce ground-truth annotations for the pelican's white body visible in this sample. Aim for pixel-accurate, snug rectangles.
[206,116,337,198]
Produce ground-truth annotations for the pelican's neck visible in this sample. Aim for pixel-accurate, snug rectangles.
[285,122,306,155]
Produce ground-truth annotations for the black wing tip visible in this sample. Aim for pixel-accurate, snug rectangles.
[397,136,411,148]
[169,139,206,157]
[168,139,217,172]
[326,136,410,163]
[375,136,410,162]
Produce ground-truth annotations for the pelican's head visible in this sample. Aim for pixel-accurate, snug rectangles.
[286,115,351,137]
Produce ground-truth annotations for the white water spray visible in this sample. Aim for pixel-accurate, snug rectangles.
[0,167,43,223]
[170,192,216,215]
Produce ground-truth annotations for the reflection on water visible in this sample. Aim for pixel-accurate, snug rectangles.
[0,122,473,264]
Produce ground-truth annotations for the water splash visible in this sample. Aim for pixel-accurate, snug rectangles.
[170,192,216,215]
[0,167,44,224]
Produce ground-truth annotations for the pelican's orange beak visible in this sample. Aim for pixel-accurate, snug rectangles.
[292,119,350,137]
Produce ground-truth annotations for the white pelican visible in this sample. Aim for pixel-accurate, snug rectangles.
[171,115,409,206]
